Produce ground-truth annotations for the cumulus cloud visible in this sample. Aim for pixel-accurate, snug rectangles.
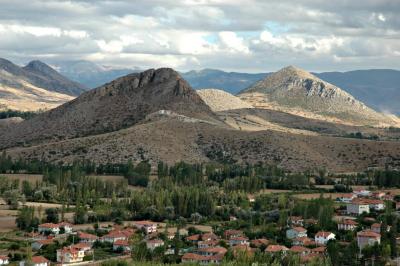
[0,0,399,71]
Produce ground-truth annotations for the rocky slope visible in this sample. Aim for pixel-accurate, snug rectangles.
[0,68,220,149]
[239,66,400,126]
[196,89,253,112]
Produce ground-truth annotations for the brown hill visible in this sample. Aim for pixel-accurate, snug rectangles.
[0,68,220,149]
[239,66,400,127]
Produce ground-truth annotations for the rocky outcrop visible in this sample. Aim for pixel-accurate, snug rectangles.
[196,89,253,112]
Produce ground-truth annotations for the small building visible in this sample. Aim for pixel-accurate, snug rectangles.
[198,247,227,257]
[286,227,307,240]
[347,199,370,215]
[181,253,224,265]
[289,216,304,226]
[371,223,381,234]
[250,238,269,248]
[357,230,381,250]
[311,246,326,254]
[292,237,315,247]
[101,229,133,243]
[265,245,289,254]
[0,256,9,265]
[145,239,164,251]
[198,240,219,249]
[336,193,356,203]
[133,221,157,234]
[223,230,243,240]
[20,256,50,266]
[31,239,54,251]
[315,231,335,246]
[363,199,385,211]
[38,223,60,235]
[113,240,131,253]
[338,219,358,231]
[229,236,249,247]
[290,245,310,256]
[353,189,371,197]
[57,246,85,264]
[71,243,92,255]
[78,231,98,245]
[58,222,74,234]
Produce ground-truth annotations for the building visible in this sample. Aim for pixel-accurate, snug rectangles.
[78,231,98,245]
[315,231,335,245]
[290,246,310,256]
[20,256,50,266]
[133,221,157,234]
[38,223,60,235]
[198,240,219,249]
[363,199,385,211]
[265,245,289,254]
[181,253,224,265]
[113,240,131,253]
[187,233,219,244]
[57,246,85,264]
[145,239,164,251]
[198,247,227,257]
[357,230,381,250]
[250,238,269,248]
[371,223,381,234]
[336,193,357,203]
[292,237,315,247]
[223,230,243,240]
[58,222,74,234]
[353,189,371,197]
[229,236,249,247]
[0,256,9,265]
[337,219,358,231]
[347,199,370,215]
[71,243,92,255]
[101,229,133,243]
[289,216,304,226]
[31,239,54,251]
[286,227,307,240]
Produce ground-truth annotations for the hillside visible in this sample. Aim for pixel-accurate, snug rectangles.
[239,66,400,127]
[196,89,253,112]
[0,68,220,149]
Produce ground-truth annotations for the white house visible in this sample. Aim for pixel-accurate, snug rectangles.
[353,189,371,197]
[315,231,335,245]
[338,219,358,231]
[286,227,307,240]
[57,246,85,264]
[38,223,60,235]
[336,193,357,203]
[78,231,98,245]
[133,221,157,234]
[229,236,249,246]
[357,230,381,250]
[347,199,370,215]
[0,256,9,265]
[289,216,304,226]
[19,256,49,266]
[101,230,132,243]
[145,239,164,251]
[58,222,74,234]
[363,199,385,211]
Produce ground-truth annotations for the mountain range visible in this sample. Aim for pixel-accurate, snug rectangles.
[0,58,86,111]
[1,66,400,173]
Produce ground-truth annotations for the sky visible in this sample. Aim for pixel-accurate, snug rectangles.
[0,0,400,72]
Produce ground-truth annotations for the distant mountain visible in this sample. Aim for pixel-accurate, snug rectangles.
[53,60,137,88]
[0,68,219,149]
[0,58,78,111]
[315,70,400,115]
[238,66,399,127]
[181,69,267,94]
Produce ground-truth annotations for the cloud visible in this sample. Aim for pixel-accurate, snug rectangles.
[0,0,399,72]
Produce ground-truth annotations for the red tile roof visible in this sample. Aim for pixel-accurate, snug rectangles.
[114,240,129,246]
[357,230,381,238]
[78,231,98,240]
[292,226,307,232]
[31,256,49,263]
[315,231,333,238]
[340,219,358,225]
[290,245,310,253]
[198,247,227,254]
[265,245,289,252]
[39,223,59,228]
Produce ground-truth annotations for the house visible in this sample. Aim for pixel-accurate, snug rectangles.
[198,240,219,249]
[78,231,98,245]
[20,256,50,266]
[363,199,385,211]
[347,199,370,215]
[31,239,54,251]
[290,246,310,256]
[187,233,219,244]
[357,230,381,250]
[338,219,358,231]
[133,221,157,234]
[336,193,357,203]
[113,240,131,253]
[292,237,315,247]
[0,256,9,265]
[371,223,381,234]
[71,243,92,255]
[181,253,224,265]
[223,230,243,240]
[58,222,74,234]
[315,231,335,245]
[232,245,255,258]
[353,189,371,197]
[286,227,307,239]
[198,247,227,257]
[101,229,133,243]
[145,239,164,251]
[229,236,249,247]
[371,191,386,199]
[265,245,289,254]
[250,238,269,248]
[311,246,326,254]
[57,246,85,263]
[289,216,304,226]
[38,223,60,235]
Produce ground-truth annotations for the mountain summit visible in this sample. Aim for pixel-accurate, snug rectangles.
[239,66,399,126]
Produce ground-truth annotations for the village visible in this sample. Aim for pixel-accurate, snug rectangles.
[1,181,400,266]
